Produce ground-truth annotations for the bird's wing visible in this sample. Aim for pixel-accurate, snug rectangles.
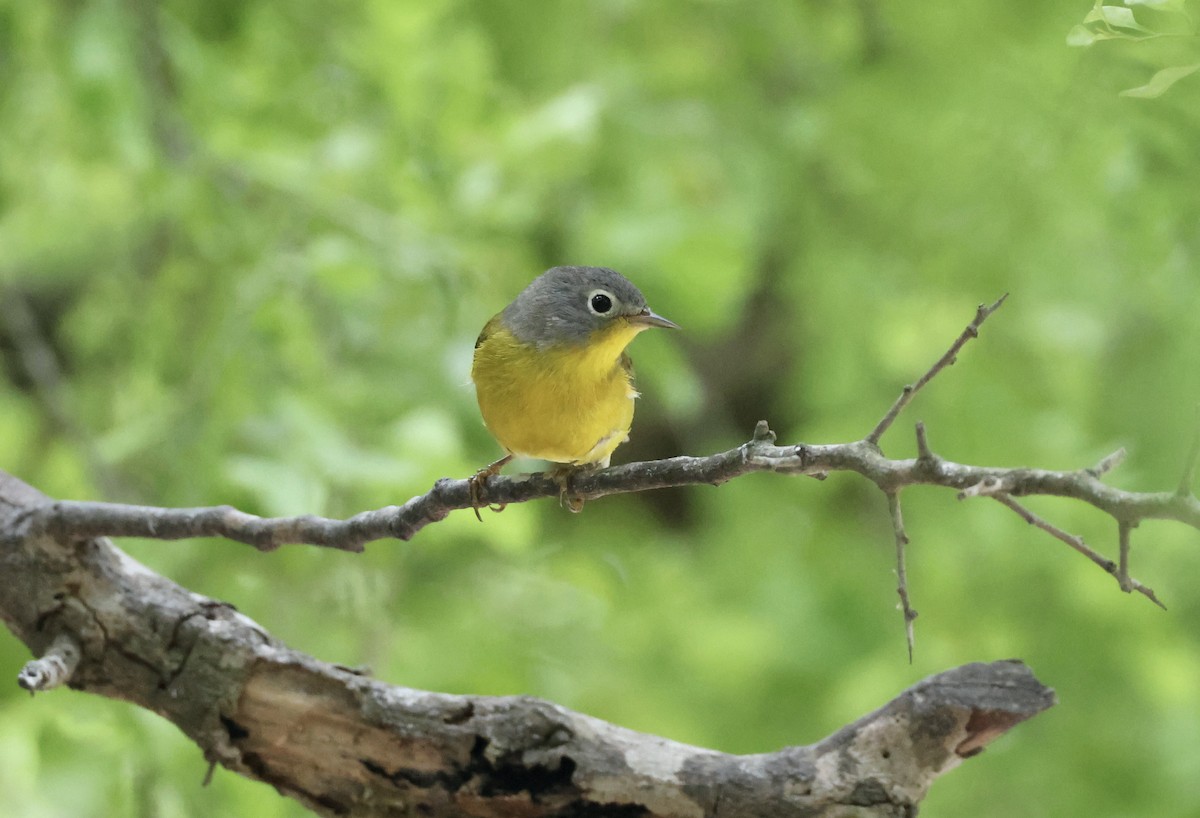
[620,350,635,378]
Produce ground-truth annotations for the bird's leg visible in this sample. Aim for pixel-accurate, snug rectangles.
[469,454,513,521]
[549,463,598,514]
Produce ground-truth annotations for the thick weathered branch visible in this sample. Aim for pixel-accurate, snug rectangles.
[5,296,1191,706]
[1,470,1052,817]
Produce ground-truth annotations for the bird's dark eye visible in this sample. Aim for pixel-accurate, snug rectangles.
[589,292,613,314]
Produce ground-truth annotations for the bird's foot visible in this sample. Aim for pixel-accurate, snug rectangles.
[549,463,598,514]
[469,455,513,521]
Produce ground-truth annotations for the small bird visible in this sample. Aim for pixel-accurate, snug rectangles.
[470,266,678,510]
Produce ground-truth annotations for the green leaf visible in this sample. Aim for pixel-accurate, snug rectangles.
[1075,2,1161,43]
[1082,3,1112,24]
[1120,63,1200,98]
[1099,5,1152,30]
[1067,24,1098,46]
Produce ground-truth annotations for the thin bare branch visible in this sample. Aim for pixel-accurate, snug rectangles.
[866,293,1008,446]
[1117,521,1134,593]
[9,294,1194,642]
[17,432,1200,553]
[887,491,917,662]
[915,422,934,462]
[991,494,1111,568]
[1089,448,1127,478]
[0,470,1060,818]
[991,494,1165,610]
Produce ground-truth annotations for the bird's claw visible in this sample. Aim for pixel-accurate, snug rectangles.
[549,465,588,513]
[469,455,513,521]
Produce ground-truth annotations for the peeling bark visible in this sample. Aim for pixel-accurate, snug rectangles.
[1,470,1054,817]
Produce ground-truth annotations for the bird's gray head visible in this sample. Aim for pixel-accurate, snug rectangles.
[502,266,676,348]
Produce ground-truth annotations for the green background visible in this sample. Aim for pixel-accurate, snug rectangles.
[3,1,1200,816]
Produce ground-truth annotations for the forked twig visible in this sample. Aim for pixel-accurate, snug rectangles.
[8,294,1191,652]
[991,493,1165,610]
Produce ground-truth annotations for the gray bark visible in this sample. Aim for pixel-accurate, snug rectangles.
[1,469,1054,817]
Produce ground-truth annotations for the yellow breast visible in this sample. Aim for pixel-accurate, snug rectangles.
[471,318,642,466]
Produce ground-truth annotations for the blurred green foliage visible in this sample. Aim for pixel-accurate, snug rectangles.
[2,1,1200,816]
[1069,1,1200,96]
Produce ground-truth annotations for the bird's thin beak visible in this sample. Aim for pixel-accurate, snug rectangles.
[630,307,680,330]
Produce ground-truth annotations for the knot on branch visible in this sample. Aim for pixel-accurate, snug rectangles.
[17,634,81,694]
[752,420,776,443]
[957,476,1008,499]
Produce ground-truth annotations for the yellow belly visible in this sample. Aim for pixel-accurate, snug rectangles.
[471,321,639,466]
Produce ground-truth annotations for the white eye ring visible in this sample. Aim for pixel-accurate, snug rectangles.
[587,289,616,315]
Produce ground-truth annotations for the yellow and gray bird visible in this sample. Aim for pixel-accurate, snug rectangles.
[470,266,678,491]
